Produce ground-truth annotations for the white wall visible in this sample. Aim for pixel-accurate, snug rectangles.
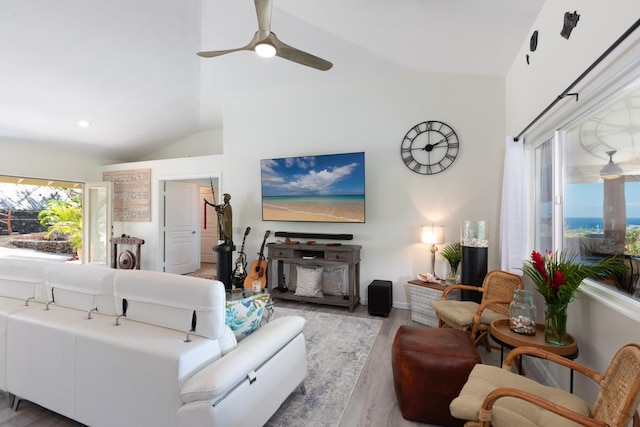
[222,70,505,308]
[102,155,224,271]
[506,0,640,402]
[0,137,117,182]
[104,70,506,309]
[139,130,223,161]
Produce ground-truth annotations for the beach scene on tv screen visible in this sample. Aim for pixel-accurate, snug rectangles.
[261,152,365,223]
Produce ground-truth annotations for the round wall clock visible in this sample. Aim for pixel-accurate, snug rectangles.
[400,120,460,175]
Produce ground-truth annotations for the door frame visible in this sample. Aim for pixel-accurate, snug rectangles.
[82,181,113,265]
[157,173,222,273]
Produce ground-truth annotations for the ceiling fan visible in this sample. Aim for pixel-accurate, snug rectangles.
[197,0,333,71]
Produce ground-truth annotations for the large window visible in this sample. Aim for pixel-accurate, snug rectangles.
[535,80,640,301]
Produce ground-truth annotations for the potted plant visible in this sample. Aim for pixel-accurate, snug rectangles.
[441,242,462,285]
[522,250,626,345]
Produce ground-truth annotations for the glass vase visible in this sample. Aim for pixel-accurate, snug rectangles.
[509,290,537,335]
[445,264,460,285]
[544,303,568,345]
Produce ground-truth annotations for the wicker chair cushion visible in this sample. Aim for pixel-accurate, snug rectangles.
[450,364,590,427]
[431,301,506,327]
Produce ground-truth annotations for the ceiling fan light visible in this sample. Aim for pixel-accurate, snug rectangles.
[600,150,623,179]
[255,42,276,58]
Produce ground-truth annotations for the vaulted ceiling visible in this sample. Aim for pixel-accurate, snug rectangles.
[0,0,544,161]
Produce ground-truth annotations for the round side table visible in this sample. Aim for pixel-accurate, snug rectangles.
[489,319,579,392]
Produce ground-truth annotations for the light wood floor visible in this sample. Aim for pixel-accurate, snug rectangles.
[0,300,500,426]
[273,299,500,427]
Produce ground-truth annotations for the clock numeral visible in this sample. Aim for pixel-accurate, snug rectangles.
[447,142,459,149]
[402,155,413,166]
[404,132,417,142]
[412,163,422,173]
[401,146,412,153]
[444,131,456,139]
[444,153,456,162]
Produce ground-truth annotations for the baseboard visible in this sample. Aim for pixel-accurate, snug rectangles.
[360,298,410,311]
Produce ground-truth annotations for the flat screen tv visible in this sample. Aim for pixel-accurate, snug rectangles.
[261,152,365,223]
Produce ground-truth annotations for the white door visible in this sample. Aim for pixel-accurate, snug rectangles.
[200,186,218,263]
[82,182,113,265]
[164,181,199,274]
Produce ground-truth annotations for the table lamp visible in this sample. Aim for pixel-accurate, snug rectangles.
[421,224,445,278]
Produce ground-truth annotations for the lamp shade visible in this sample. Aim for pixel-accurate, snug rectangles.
[421,224,444,244]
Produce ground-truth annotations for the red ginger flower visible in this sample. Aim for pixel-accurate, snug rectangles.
[551,270,566,293]
[522,249,625,305]
[531,251,548,280]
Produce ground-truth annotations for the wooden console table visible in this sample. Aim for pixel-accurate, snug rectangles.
[266,242,361,312]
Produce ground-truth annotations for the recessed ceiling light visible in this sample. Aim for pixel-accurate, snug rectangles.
[77,120,91,128]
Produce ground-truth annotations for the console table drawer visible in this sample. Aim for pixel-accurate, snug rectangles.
[324,251,353,262]
[271,248,293,258]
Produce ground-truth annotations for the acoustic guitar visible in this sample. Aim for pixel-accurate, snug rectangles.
[244,230,270,291]
[231,227,251,289]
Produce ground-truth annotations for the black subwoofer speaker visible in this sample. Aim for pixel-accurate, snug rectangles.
[368,280,393,317]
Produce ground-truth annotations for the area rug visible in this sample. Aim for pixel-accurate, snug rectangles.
[265,307,383,427]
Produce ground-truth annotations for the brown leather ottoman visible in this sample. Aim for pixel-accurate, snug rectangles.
[392,326,481,426]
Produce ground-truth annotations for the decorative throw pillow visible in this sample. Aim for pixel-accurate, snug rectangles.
[322,265,347,296]
[225,294,270,341]
[294,265,324,298]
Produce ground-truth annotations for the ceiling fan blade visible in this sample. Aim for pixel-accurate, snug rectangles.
[254,0,273,40]
[197,46,251,58]
[197,33,260,58]
[270,35,333,71]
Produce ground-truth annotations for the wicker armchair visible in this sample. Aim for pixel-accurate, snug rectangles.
[431,270,524,347]
[450,344,640,427]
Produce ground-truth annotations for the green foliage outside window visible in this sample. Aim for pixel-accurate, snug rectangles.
[38,196,82,250]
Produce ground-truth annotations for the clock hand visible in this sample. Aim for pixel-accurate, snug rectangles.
[412,138,447,152]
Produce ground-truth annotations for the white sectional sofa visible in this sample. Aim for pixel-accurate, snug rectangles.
[0,258,307,427]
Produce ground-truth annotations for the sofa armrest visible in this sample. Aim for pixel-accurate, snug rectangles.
[180,315,305,404]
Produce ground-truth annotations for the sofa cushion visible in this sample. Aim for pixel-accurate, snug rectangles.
[219,325,237,355]
[225,294,270,341]
[114,269,225,339]
[0,258,50,302]
[46,262,117,315]
[180,315,306,404]
[74,315,223,427]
